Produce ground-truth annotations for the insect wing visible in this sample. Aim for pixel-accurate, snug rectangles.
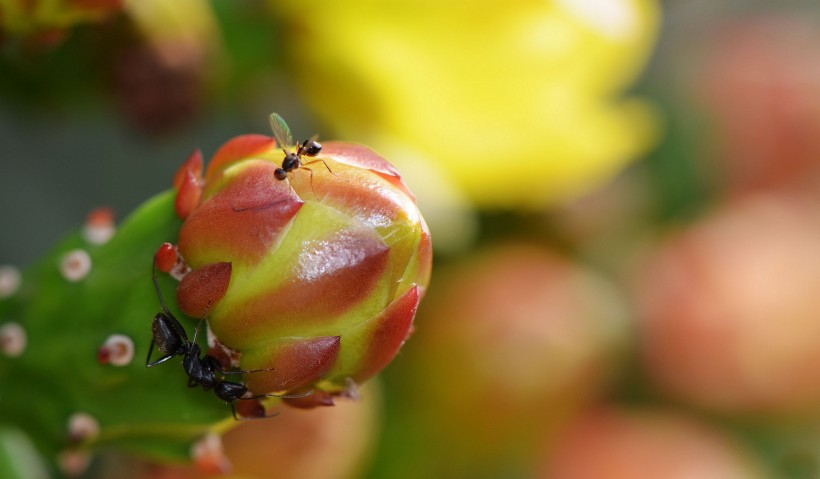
[269,113,294,151]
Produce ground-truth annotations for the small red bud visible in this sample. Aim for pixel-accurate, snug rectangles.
[153,243,178,274]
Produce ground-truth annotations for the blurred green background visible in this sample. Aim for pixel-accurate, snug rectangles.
[4,0,820,478]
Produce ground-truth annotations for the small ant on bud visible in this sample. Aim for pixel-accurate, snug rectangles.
[269,113,333,181]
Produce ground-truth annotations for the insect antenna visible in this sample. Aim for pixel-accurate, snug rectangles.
[151,263,174,318]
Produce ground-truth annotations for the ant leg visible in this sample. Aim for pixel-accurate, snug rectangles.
[304,159,346,186]
[152,264,178,321]
[273,389,315,400]
[146,354,177,368]
[151,264,169,315]
[217,365,277,376]
[303,158,336,176]
[151,262,189,342]
[145,340,156,366]
[241,389,315,401]
[294,166,321,199]
[191,317,206,343]
[146,340,181,368]
[204,355,276,376]
[189,300,213,344]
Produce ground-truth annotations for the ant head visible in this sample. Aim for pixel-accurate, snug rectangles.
[302,139,322,157]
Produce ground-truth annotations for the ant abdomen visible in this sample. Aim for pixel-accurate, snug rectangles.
[151,313,184,357]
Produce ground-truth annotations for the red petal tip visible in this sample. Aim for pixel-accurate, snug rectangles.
[173,149,204,191]
[177,262,233,318]
[175,170,203,220]
[243,336,341,394]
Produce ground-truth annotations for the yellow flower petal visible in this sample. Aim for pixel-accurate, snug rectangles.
[270,0,661,209]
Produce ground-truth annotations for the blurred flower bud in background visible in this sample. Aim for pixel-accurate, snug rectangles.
[111,0,222,135]
[635,193,820,414]
[541,407,767,478]
[698,15,820,196]
[372,243,629,477]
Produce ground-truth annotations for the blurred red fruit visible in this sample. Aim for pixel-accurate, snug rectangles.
[391,243,629,476]
[541,408,766,479]
[699,16,820,194]
[636,194,820,413]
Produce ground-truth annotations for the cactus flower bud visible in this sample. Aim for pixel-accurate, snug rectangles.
[170,119,431,405]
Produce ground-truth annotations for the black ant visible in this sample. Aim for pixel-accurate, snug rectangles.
[269,113,333,181]
[147,263,307,419]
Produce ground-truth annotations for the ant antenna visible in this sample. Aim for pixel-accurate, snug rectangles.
[152,263,173,318]
[190,300,213,345]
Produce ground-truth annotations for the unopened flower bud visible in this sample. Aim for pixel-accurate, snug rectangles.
[171,128,431,402]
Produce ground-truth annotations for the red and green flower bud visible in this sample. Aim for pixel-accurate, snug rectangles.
[170,132,431,404]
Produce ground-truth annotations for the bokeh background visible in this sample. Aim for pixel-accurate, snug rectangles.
[4,0,820,477]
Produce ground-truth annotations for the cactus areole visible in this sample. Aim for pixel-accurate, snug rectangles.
[166,115,432,408]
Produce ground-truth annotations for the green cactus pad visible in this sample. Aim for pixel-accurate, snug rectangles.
[0,191,239,475]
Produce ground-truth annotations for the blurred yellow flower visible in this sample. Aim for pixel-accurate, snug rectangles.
[269,0,660,210]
